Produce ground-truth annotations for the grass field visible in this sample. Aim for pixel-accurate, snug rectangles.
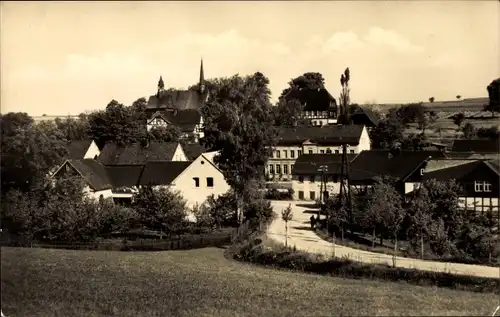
[1,247,499,317]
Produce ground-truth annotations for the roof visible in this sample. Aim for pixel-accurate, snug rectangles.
[147,109,201,132]
[98,142,180,165]
[138,161,191,186]
[277,125,364,146]
[424,159,478,173]
[183,143,210,160]
[66,140,93,159]
[351,107,380,127]
[106,165,145,188]
[451,139,499,153]
[283,88,337,111]
[292,154,358,175]
[349,150,447,182]
[66,159,112,191]
[147,89,207,111]
[423,160,500,181]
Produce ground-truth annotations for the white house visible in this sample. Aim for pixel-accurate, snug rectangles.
[51,159,114,200]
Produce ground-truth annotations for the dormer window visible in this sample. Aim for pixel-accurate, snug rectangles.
[420,168,425,176]
[475,181,492,192]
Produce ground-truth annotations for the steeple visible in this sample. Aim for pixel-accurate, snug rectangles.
[157,76,165,97]
[199,58,205,93]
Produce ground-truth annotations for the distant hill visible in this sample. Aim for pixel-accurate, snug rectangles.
[376,97,489,113]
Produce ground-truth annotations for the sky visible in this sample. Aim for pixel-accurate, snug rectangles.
[1,1,499,116]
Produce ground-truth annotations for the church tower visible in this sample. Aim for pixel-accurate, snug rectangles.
[157,76,165,97]
[199,58,205,94]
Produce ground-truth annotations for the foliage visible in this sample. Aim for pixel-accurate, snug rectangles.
[273,99,305,127]
[132,186,188,234]
[200,73,278,220]
[429,97,435,103]
[278,72,326,100]
[1,115,69,193]
[462,122,477,139]
[476,125,499,139]
[264,188,294,200]
[243,198,276,228]
[369,116,406,149]
[452,112,466,129]
[485,78,500,116]
[54,115,90,141]
[402,132,428,151]
[148,125,182,143]
[87,98,148,149]
[389,103,425,126]
[193,191,238,229]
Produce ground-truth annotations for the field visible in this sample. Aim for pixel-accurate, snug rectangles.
[1,247,499,317]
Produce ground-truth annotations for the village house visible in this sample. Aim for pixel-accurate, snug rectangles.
[145,60,208,141]
[282,87,338,126]
[349,107,380,128]
[422,158,499,213]
[449,139,500,159]
[290,153,358,201]
[97,141,188,165]
[49,139,101,176]
[267,125,371,183]
[348,149,448,195]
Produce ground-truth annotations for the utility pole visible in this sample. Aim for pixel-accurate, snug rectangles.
[317,165,328,220]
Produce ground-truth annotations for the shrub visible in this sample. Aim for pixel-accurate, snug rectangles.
[244,198,276,230]
[264,188,293,200]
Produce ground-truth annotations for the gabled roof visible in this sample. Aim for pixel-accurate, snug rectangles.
[60,159,112,191]
[66,140,93,159]
[138,161,191,186]
[422,160,500,181]
[277,125,364,146]
[183,143,210,160]
[147,89,207,111]
[283,88,337,111]
[147,109,201,132]
[98,142,180,165]
[349,150,447,182]
[292,154,358,175]
[451,139,499,153]
[424,159,479,173]
[106,165,145,188]
[350,107,380,127]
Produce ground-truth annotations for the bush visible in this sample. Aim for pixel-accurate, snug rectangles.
[244,198,276,230]
[193,192,238,229]
[264,188,293,200]
[229,236,500,294]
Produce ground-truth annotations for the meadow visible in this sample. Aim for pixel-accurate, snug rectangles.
[1,246,499,317]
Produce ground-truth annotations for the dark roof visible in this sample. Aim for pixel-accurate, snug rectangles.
[451,139,499,153]
[106,165,145,188]
[350,150,447,182]
[66,159,112,191]
[147,89,207,111]
[66,140,93,159]
[278,125,364,146]
[423,160,500,181]
[283,88,337,111]
[147,109,201,132]
[98,142,180,165]
[183,143,209,160]
[292,154,358,175]
[351,107,380,127]
[139,161,191,186]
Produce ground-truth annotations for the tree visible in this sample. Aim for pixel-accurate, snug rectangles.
[485,78,500,117]
[148,125,182,143]
[429,97,435,103]
[273,99,305,127]
[194,192,238,229]
[200,73,279,223]
[281,204,293,248]
[477,125,500,139]
[452,112,466,130]
[278,72,326,100]
[456,95,461,100]
[325,196,349,241]
[88,99,148,149]
[369,117,405,149]
[462,122,477,139]
[132,186,188,235]
[54,116,90,141]
[1,118,68,193]
[405,186,434,259]
[0,112,34,136]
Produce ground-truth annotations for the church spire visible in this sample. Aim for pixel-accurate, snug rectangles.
[199,58,205,93]
[157,75,165,97]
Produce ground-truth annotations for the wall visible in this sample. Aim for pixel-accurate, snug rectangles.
[171,154,230,209]
[83,141,101,159]
[173,144,189,161]
[83,186,114,200]
[291,175,342,200]
[460,197,499,213]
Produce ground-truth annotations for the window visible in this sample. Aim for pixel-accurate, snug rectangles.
[484,182,492,192]
[310,191,316,200]
[326,148,332,154]
[298,176,304,183]
[298,191,304,200]
[276,165,281,174]
[319,121,323,126]
[283,165,289,175]
[298,150,303,156]
[350,150,355,154]
[193,177,200,187]
[474,181,483,192]
[272,150,276,158]
[283,150,287,158]
[290,150,295,158]
[206,177,214,187]
[335,150,339,154]
[276,151,281,158]
[291,164,294,172]
[308,150,313,154]
[420,168,425,176]
[269,165,274,174]
[320,150,325,154]
[309,176,315,183]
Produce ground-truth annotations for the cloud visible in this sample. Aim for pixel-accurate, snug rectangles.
[321,31,365,54]
[364,27,424,53]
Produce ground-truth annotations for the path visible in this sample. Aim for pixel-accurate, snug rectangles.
[267,200,500,279]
